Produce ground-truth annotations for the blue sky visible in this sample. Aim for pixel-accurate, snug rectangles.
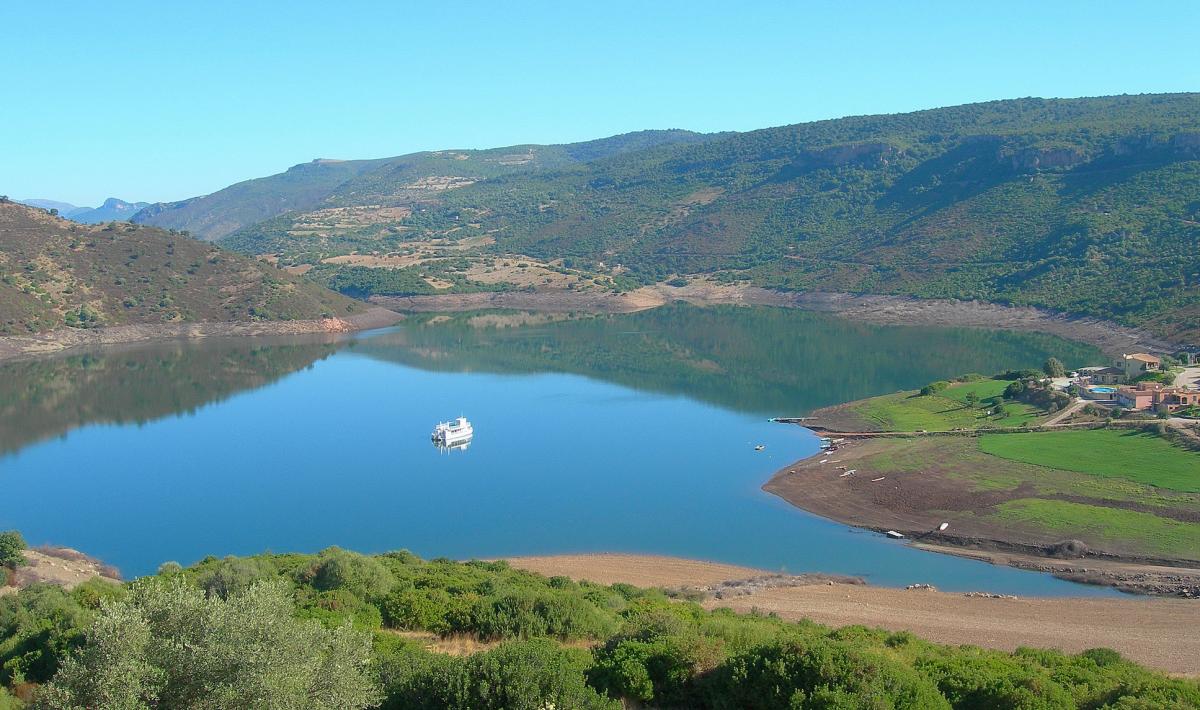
[3,1,1197,205]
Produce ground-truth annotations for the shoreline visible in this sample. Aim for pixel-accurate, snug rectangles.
[0,285,1173,365]
[762,438,1200,597]
[507,553,1200,676]
[373,284,1178,356]
[0,306,403,364]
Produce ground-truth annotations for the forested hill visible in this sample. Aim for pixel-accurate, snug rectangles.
[0,199,362,335]
[158,94,1197,341]
[417,94,1200,339]
[130,129,710,241]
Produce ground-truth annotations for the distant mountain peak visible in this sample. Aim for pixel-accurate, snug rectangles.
[19,197,150,224]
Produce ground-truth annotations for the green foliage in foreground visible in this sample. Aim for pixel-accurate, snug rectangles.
[2,548,1196,709]
[980,428,1200,493]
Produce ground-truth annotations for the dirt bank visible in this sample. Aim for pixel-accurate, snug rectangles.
[0,306,403,363]
[507,553,1200,676]
[375,283,1175,356]
[762,439,1200,597]
[0,547,120,597]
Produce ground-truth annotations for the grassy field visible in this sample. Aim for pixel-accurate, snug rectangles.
[994,498,1200,559]
[849,379,1043,431]
[979,429,1200,493]
[813,433,1200,561]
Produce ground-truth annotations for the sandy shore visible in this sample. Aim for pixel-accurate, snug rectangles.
[0,306,403,363]
[374,283,1176,356]
[508,553,1200,676]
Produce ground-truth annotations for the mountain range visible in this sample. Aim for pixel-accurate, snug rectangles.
[118,94,1200,343]
[19,197,151,224]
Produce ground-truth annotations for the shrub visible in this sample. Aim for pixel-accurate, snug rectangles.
[706,637,950,709]
[920,381,950,396]
[36,579,380,709]
[195,555,277,599]
[0,533,26,569]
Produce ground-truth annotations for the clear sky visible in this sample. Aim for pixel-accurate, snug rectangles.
[3,1,1197,206]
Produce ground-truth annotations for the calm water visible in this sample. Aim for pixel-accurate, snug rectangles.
[0,305,1115,596]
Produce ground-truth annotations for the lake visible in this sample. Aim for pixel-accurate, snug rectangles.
[0,305,1115,596]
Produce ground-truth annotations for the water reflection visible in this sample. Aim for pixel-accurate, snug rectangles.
[353,305,1102,416]
[0,305,1101,458]
[432,439,472,453]
[0,335,341,455]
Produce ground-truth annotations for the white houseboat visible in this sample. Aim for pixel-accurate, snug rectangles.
[431,417,474,447]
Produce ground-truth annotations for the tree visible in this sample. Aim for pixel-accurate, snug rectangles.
[35,578,381,709]
[0,531,26,569]
[964,391,980,408]
[1043,357,1066,378]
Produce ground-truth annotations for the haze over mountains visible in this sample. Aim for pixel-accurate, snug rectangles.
[19,197,150,224]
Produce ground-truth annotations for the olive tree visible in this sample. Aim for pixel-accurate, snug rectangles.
[35,578,381,709]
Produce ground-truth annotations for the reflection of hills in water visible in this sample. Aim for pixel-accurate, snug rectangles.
[353,305,1102,416]
[0,305,1104,457]
[0,338,339,455]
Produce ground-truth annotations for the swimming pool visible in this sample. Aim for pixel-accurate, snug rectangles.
[1090,386,1116,393]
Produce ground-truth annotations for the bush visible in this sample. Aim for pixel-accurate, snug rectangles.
[920,381,950,396]
[0,533,26,569]
[302,547,396,603]
[195,555,277,599]
[706,637,951,709]
[459,639,618,709]
[36,579,380,709]
[590,609,723,706]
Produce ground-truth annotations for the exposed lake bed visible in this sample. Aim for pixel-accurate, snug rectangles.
[0,305,1120,596]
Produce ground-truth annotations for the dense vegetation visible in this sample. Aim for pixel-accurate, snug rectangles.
[0,200,363,335]
[1,547,1196,708]
[164,93,1199,342]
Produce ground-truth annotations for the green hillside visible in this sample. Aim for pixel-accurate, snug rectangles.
[0,199,363,335]
[132,130,708,241]
[211,94,1200,342]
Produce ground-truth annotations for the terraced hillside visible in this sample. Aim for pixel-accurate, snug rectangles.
[180,94,1199,342]
[0,200,363,335]
[132,130,710,241]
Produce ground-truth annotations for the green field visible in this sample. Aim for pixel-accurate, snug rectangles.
[994,498,1200,559]
[850,379,1043,431]
[830,434,1200,562]
[979,429,1200,493]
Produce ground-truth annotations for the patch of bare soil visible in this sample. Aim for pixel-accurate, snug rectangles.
[507,554,1200,676]
[375,280,1176,355]
[784,292,1178,356]
[0,307,403,364]
[1,547,120,596]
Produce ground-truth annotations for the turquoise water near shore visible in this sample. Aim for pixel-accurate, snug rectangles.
[0,306,1115,595]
